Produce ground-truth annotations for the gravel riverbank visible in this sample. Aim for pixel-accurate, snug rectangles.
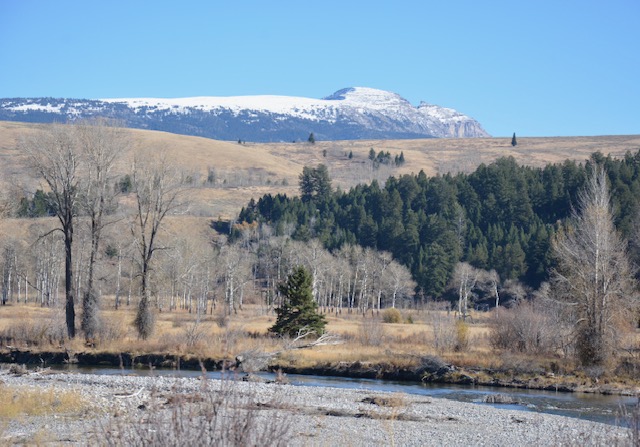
[0,369,632,446]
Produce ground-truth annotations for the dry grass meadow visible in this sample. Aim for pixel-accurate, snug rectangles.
[0,297,502,372]
[2,120,639,220]
[2,296,623,394]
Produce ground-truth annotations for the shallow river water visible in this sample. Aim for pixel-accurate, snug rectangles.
[50,365,637,426]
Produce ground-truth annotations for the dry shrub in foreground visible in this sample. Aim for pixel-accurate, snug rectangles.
[94,377,292,447]
[0,384,89,419]
[618,397,640,447]
[551,422,631,447]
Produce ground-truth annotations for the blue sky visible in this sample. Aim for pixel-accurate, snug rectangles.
[1,1,638,137]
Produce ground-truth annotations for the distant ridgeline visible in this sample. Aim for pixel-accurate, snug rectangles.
[238,152,640,297]
[0,88,489,142]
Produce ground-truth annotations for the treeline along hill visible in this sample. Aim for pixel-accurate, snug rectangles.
[238,151,640,302]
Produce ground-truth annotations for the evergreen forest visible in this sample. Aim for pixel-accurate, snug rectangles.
[239,151,640,302]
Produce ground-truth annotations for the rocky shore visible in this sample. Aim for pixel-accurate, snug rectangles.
[4,349,639,396]
[0,368,632,446]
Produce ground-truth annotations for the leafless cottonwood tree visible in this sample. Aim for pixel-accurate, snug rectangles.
[77,119,126,340]
[486,269,501,308]
[552,166,638,367]
[385,259,416,308]
[453,262,480,321]
[22,124,81,338]
[218,241,254,315]
[130,152,185,339]
[1,239,17,305]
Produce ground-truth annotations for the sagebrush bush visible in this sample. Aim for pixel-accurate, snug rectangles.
[382,308,402,324]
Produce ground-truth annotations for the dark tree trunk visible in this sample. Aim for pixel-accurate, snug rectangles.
[65,223,75,339]
[134,259,154,339]
[82,213,101,340]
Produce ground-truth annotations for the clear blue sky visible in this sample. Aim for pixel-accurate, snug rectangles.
[1,1,638,137]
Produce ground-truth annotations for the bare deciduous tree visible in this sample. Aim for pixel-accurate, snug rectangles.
[551,166,638,366]
[487,269,501,308]
[385,259,415,309]
[77,119,126,340]
[452,262,480,321]
[130,152,185,339]
[1,239,17,305]
[217,241,252,316]
[22,124,81,338]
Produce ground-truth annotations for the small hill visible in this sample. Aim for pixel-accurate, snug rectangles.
[1,121,638,220]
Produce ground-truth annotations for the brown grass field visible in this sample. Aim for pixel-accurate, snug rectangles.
[0,119,637,281]
[1,120,639,220]
[2,120,639,244]
[0,298,497,370]
[1,298,625,394]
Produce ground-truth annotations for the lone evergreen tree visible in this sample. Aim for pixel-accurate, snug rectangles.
[308,132,315,144]
[269,266,326,338]
[511,133,517,147]
[299,164,332,203]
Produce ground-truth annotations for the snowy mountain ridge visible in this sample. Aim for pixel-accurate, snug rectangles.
[0,87,490,141]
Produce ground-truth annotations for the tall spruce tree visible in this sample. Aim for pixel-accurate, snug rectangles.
[511,132,517,147]
[299,164,332,203]
[269,266,326,337]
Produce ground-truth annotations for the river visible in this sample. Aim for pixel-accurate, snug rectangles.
[50,365,637,426]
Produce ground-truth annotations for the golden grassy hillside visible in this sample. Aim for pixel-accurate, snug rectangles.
[1,120,639,220]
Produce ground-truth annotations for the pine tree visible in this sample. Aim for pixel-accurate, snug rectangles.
[299,164,332,203]
[308,132,316,144]
[269,266,327,337]
[511,133,517,147]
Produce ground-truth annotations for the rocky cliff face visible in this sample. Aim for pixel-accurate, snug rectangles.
[416,102,489,138]
[0,87,490,141]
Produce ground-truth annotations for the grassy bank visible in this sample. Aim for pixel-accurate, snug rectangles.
[0,301,639,395]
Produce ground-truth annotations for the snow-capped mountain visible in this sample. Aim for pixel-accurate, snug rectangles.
[0,87,489,141]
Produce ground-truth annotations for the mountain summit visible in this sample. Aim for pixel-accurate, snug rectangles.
[0,87,489,141]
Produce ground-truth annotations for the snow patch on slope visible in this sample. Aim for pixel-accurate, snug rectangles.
[99,87,423,122]
[1,87,489,139]
[100,95,338,122]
